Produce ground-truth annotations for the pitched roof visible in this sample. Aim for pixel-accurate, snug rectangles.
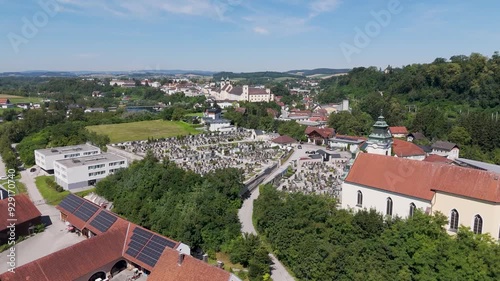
[423,154,453,164]
[347,153,500,203]
[408,132,426,140]
[389,126,408,135]
[228,86,243,95]
[345,153,437,201]
[305,127,335,138]
[272,135,296,144]
[0,194,41,231]
[149,248,231,281]
[0,227,127,281]
[432,141,458,151]
[248,88,268,95]
[0,98,10,104]
[392,139,426,157]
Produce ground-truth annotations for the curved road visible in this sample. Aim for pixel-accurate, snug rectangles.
[238,144,324,281]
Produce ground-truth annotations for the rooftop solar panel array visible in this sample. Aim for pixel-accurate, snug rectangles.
[125,227,177,267]
[89,210,117,233]
[58,194,85,213]
[73,202,99,222]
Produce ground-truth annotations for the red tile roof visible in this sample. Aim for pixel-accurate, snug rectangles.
[305,127,335,138]
[392,139,426,157]
[347,153,500,203]
[346,153,437,201]
[0,194,41,231]
[272,135,296,144]
[423,154,453,164]
[0,98,10,105]
[0,227,127,281]
[389,126,408,135]
[149,248,230,281]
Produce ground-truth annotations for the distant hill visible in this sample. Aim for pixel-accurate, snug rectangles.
[0,70,216,78]
[286,68,351,76]
[213,71,301,80]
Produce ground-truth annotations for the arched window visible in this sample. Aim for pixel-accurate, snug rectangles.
[449,209,459,232]
[356,191,363,207]
[409,203,416,217]
[386,197,393,216]
[473,215,483,234]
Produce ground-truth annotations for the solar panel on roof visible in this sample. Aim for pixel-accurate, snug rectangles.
[150,235,170,247]
[58,194,85,213]
[73,202,99,222]
[137,253,158,267]
[128,240,144,252]
[133,227,153,240]
[141,246,162,260]
[125,248,140,258]
[131,233,150,245]
[89,211,117,233]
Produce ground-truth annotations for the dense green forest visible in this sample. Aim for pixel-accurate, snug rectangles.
[320,52,500,164]
[254,185,500,281]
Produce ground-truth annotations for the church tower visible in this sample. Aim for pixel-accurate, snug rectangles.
[366,114,393,156]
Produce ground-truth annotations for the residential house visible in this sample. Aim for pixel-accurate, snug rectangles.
[205,119,233,132]
[406,132,427,143]
[304,126,335,145]
[109,80,136,87]
[0,194,41,244]
[313,100,350,114]
[392,139,426,160]
[431,141,459,160]
[204,107,222,120]
[84,107,105,113]
[0,98,13,109]
[271,135,296,149]
[389,126,409,138]
[91,91,103,97]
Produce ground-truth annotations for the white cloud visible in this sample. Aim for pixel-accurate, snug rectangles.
[253,27,269,34]
[309,0,341,16]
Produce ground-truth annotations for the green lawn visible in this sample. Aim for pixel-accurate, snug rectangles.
[0,175,27,194]
[185,112,204,117]
[86,120,200,143]
[0,94,42,104]
[35,176,69,206]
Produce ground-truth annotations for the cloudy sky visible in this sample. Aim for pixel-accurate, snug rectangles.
[1,0,499,72]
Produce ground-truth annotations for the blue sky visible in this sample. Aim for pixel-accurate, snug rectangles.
[1,0,499,72]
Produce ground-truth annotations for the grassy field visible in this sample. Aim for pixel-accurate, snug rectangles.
[185,112,204,117]
[86,120,200,143]
[0,94,42,104]
[35,176,69,206]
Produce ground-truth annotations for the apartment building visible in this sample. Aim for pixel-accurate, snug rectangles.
[54,153,128,190]
[34,144,101,171]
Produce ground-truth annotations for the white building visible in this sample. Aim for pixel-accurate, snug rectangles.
[431,141,459,160]
[342,153,500,238]
[205,119,233,132]
[211,78,274,103]
[109,80,135,87]
[35,144,101,171]
[54,153,128,190]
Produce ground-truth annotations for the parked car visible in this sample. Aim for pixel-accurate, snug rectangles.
[0,176,7,180]
[297,145,302,149]
[30,167,36,172]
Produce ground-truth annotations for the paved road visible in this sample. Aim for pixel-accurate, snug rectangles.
[0,156,5,176]
[238,144,327,281]
[0,169,84,273]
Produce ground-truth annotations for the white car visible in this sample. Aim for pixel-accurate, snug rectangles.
[0,176,7,180]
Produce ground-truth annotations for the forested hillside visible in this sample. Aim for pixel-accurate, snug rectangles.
[320,52,500,164]
[254,185,500,281]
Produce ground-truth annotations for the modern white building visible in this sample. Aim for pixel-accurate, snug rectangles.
[54,153,128,190]
[35,144,101,171]
[205,118,233,132]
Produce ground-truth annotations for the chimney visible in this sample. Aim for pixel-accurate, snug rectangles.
[178,253,185,265]
[202,254,209,263]
[216,261,224,269]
